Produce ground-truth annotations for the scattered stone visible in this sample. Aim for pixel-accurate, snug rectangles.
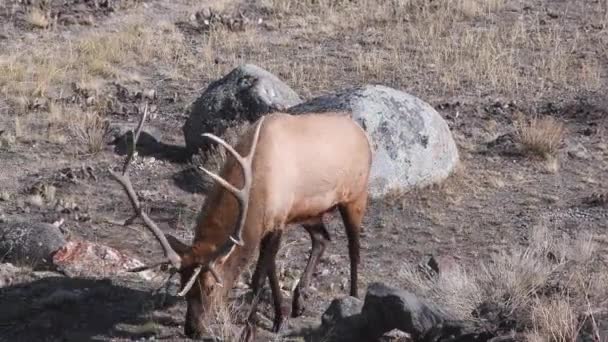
[427,254,459,275]
[0,263,24,288]
[383,329,410,340]
[0,191,10,201]
[193,7,250,32]
[182,64,302,156]
[26,194,45,207]
[567,142,590,160]
[321,296,363,329]
[0,220,67,268]
[52,240,159,281]
[583,192,608,207]
[288,85,459,198]
[480,132,520,156]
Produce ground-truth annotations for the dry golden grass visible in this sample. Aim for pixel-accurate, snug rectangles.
[530,297,578,342]
[253,0,602,98]
[0,21,189,99]
[69,110,109,154]
[25,7,50,29]
[515,116,566,159]
[398,223,602,341]
[0,20,192,148]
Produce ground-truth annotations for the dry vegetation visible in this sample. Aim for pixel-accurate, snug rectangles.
[399,224,603,340]
[1,0,607,341]
[515,115,566,159]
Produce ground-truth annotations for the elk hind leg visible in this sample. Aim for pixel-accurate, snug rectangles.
[338,192,368,298]
[292,221,330,317]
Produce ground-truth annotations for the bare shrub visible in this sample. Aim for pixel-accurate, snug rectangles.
[531,297,578,342]
[26,7,50,29]
[515,116,566,159]
[69,111,109,154]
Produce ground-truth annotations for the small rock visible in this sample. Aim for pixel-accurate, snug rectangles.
[321,296,363,329]
[0,191,10,201]
[0,263,24,287]
[143,89,156,100]
[383,329,410,340]
[26,194,44,207]
[427,254,459,275]
[567,143,590,160]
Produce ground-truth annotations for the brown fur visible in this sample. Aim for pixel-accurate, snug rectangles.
[172,111,372,338]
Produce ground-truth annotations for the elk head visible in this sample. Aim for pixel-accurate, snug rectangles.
[109,105,265,338]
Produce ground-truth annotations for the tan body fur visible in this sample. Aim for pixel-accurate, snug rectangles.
[159,112,372,338]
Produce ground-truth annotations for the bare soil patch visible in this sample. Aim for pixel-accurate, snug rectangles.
[1,0,607,341]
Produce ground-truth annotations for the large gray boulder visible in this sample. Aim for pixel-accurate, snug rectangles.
[288,85,459,198]
[183,64,302,155]
[0,220,66,268]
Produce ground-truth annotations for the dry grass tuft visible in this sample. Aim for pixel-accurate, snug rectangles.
[69,110,109,154]
[515,115,566,159]
[26,7,50,29]
[530,297,578,342]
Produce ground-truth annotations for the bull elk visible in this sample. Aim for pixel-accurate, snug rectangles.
[109,106,372,339]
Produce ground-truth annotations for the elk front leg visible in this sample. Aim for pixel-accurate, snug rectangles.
[292,223,330,317]
[266,230,286,333]
[243,230,285,337]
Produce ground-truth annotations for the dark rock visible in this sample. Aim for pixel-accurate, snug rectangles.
[361,282,458,340]
[288,85,459,198]
[0,220,66,268]
[321,296,363,329]
[182,64,302,156]
[318,282,472,342]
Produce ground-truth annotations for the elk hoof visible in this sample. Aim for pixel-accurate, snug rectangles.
[239,322,256,342]
[291,287,309,317]
[272,317,284,333]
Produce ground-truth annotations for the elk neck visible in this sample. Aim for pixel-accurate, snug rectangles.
[187,166,265,289]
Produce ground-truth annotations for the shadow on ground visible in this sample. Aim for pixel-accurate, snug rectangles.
[0,276,180,342]
[112,131,191,164]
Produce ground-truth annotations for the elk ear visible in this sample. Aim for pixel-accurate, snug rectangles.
[165,234,190,255]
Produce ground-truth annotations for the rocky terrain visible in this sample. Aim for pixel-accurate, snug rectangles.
[1,0,608,341]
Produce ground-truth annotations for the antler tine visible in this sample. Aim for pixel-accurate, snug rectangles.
[122,103,148,175]
[200,117,265,247]
[189,117,266,289]
[109,104,183,270]
[176,263,224,297]
[201,133,246,164]
[197,166,245,201]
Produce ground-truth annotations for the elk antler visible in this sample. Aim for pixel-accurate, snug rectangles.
[108,104,182,270]
[196,117,266,285]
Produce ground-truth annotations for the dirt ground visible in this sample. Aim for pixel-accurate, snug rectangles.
[1,0,608,341]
